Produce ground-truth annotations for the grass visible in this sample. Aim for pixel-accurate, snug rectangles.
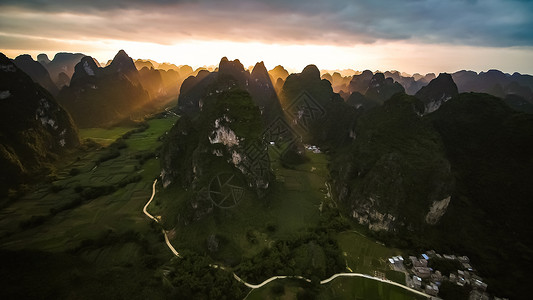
[0,112,423,299]
[0,114,180,298]
[0,115,178,254]
[244,276,425,300]
[153,146,331,265]
[244,278,311,300]
[318,276,427,300]
[79,126,136,146]
[337,231,404,276]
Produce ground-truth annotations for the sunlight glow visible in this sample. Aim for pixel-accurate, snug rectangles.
[2,35,533,75]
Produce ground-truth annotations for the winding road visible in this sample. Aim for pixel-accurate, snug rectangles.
[143,179,430,297]
[142,179,179,257]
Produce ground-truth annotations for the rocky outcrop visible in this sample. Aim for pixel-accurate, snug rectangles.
[425,196,451,225]
[0,52,79,196]
[415,73,458,113]
[330,94,454,232]
[162,89,271,221]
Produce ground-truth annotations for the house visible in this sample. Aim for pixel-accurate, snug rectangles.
[431,270,443,282]
[413,276,422,289]
[410,256,428,267]
[425,283,439,296]
[463,262,473,271]
[473,279,488,291]
[414,267,431,279]
[458,255,470,263]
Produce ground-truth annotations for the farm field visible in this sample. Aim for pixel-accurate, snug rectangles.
[337,230,404,280]
[244,275,424,300]
[79,126,135,146]
[319,276,427,300]
[0,114,178,252]
[1,115,424,299]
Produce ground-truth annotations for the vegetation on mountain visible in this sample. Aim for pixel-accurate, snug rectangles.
[0,52,79,198]
[57,51,151,128]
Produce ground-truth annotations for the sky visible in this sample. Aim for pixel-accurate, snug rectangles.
[1,0,533,75]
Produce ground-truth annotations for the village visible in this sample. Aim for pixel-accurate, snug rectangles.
[388,250,508,300]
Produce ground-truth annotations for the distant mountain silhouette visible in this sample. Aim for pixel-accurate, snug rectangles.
[268,65,289,82]
[384,71,426,95]
[13,54,59,96]
[279,64,357,147]
[38,52,86,87]
[178,57,282,125]
[452,69,533,103]
[365,72,405,104]
[0,52,79,197]
[134,59,156,70]
[107,50,142,86]
[322,71,351,99]
[249,61,284,123]
[57,50,150,128]
[348,70,374,94]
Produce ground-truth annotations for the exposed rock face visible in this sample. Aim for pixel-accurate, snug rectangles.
[0,52,79,196]
[330,93,454,232]
[162,88,271,222]
[425,196,451,224]
[415,73,458,113]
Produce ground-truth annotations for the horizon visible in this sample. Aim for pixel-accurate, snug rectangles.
[1,1,533,75]
[3,48,533,77]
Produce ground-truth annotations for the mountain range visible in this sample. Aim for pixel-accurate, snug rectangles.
[1,50,532,298]
[0,53,79,198]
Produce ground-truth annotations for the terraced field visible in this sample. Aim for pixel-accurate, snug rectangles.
[0,114,178,256]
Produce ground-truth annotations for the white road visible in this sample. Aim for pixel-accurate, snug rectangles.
[320,273,431,298]
[143,179,431,298]
[143,179,179,257]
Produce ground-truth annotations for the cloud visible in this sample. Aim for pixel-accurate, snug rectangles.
[0,0,532,47]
